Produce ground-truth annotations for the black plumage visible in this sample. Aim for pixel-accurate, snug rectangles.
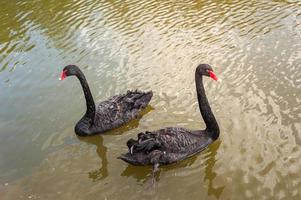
[60,65,153,136]
[119,64,219,168]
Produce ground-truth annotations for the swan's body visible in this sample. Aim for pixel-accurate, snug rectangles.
[119,64,219,167]
[119,127,213,165]
[60,65,153,136]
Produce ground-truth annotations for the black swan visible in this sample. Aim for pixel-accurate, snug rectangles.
[59,65,153,136]
[119,64,219,172]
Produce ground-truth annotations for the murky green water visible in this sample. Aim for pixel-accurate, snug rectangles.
[1,0,301,199]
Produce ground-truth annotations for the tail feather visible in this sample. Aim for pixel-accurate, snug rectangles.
[118,154,129,161]
[124,90,153,109]
[118,154,138,165]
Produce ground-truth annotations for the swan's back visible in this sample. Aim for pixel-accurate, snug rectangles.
[118,127,213,165]
[93,90,153,132]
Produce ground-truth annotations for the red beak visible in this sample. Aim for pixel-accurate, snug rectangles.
[59,70,67,81]
[209,70,218,81]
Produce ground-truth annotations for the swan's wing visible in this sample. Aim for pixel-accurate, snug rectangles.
[116,90,153,120]
[119,127,212,165]
[131,127,208,153]
[94,97,120,126]
[93,90,152,130]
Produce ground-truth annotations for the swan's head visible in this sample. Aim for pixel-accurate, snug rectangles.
[196,64,218,81]
[59,65,80,80]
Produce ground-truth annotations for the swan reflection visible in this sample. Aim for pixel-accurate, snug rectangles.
[79,106,153,181]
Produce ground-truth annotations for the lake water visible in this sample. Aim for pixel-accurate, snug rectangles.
[0,0,301,199]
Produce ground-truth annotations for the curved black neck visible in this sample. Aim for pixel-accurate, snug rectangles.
[195,72,219,140]
[75,70,96,121]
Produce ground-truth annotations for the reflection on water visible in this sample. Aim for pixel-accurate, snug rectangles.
[204,141,224,199]
[1,0,301,199]
[81,136,109,182]
[79,106,152,182]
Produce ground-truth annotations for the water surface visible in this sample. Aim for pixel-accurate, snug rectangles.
[0,0,301,199]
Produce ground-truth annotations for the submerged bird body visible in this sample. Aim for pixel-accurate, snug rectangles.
[119,64,219,166]
[60,65,152,136]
